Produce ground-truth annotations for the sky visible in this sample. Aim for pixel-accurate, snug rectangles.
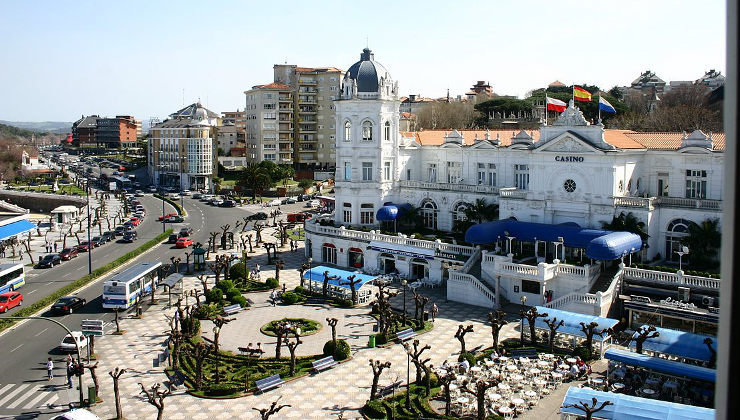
[0,0,726,123]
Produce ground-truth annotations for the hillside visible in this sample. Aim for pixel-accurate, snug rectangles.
[0,122,43,139]
[0,120,70,133]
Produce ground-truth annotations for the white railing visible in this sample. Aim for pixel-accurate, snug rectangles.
[398,180,500,195]
[544,292,598,311]
[613,196,654,209]
[449,271,496,306]
[498,187,528,199]
[655,197,722,211]
[622,267,720,290]
[461,247,481,274]
[556,264,586,276]
[500,263,539,277]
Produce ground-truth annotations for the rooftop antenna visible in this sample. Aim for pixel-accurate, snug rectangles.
[366,36,368,48]
[182,88,185,106]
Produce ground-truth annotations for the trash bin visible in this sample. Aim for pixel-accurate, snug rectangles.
[423,311,429,321]
[87,384,96,404]
[368,334,376,348]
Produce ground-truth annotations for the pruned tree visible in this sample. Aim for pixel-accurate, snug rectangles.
[326,317,339,349]
[544,317,565,353]
[254,223,264,244]
[374,280,399,337]
[339,274,361,305]
[138,382,172,420]
[109,367,126,420]
[487,311,508,350]
[273,321,293,359]
[20,238,35,264]
[169,256,182,274]
[704,337,717,368]
[460,378,500,420]
[404,339,431,384]
[369,359,392,400]
[81,361,100,401]
[197,274,210,294]
[631,325,659,354]
[561,397,614,420]
[165,315,183,370]
[520,307,548,345]
[322,270,339,298]
[579,321,605,358]
[113,307,121,333]
[209,231,219,252]
[253,397,291,420]
[413,292,430,323]
[274,258,284,282]
[438,368,455,416]
[284,332,302,376]
[299,262,310,288]
[186,341,212,391]
[455,324,475,355]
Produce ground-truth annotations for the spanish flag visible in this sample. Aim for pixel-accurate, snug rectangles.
[573,86,592,102]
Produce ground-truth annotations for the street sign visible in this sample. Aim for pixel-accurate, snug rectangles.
[81,319,104,337]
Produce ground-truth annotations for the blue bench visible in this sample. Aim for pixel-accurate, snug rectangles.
[255,374,284,393]
[223,304,242,316]
[396,328,417,342]
[312,356,338,373]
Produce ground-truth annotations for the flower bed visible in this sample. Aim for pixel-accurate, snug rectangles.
[260,318,322,337]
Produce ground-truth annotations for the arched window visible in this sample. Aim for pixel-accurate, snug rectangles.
[453,202,470,222]
[362,121,373,141]
[420,199,438,230]
[384,121,391,142]
[322,243,337,264]
[665,218,691,262]
[343,121,351,142]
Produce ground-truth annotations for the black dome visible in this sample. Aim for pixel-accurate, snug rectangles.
[345,48,391,93]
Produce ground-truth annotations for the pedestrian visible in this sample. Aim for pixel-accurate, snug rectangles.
[431,302,438,322]
[289,240,294,252]
[66,358,74,388]
[54,242,58,252]
[46,357,54,380]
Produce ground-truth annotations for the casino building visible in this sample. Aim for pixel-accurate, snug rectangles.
[304,48,723,320]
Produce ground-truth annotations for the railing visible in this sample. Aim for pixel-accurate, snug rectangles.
[654,197,722,211]
[622,267,720,290]
[613,196,654,209]
[461,247,481,274]
[544,292,598,311]
[398,180,499,194]
[500,263,540,277]
[498,188,528,199]
[449,271,496,306]
[556,265,586,276]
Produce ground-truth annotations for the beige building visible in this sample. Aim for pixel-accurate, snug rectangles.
[221,110,246,130]
[244,83,294,164]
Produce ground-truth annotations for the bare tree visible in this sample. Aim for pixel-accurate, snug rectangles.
[487,311,508,350]
[83,362,100,400]
[254,223,264,244]
[208,231,219,252]
[521,307,548,345]
[404,339,431,384]
[322,270,339,298]
[460,378,500,420]
[274,258,284,283]
[284,332,302,376]
[704,337,717,368]
[186,341,212,391]
[252,397,291,420]
[326,317,339,349]
[561,397,614,420]
[369,359,392,400]
[197,274,210,294]
[544,317,565,353]
[20,238,35,264]
[109,367,126,420]
[273,321,293,359]
[413,292,430,323]
[339,274,361,305]
[299,262,309,288]
[113,307,121,333]
[138,382,172,420]
[438,368,455,416]
[631,325,660,354]
[579,321,605,358]
[455,324,475,355]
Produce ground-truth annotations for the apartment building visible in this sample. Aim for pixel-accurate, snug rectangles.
[221,110,246,130]
[244,83,294,164]
[96,115,138,149]
[71,115,99,148]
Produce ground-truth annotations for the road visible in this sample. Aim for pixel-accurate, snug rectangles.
[0,193,262,419]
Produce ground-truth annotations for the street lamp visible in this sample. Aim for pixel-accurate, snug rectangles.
[553,236,564,263]
[676,246,689,271]
[401,279,408,326]
[629,247,636,266]
[85,171,92,275]
[519,295,527,345]
[213,326,221,383]
[307,257,313,294]
[405,351,411,409]
[505,235,515,255]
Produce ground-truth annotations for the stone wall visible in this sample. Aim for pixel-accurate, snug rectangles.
[0,190,86,213]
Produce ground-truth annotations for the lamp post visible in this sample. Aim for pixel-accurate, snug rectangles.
[505,235,515,255]
[519,295,527,346]
[629,247,635,266]
[553,236,564,263]
[85,172,92,275]
[401,279,408,326]
[307,257,313,294]
[405,351,411,409]
[676,246,689,271]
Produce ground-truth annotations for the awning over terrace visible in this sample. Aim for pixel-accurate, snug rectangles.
[464,219,643,260]
[532,306,619,340]
[376,203,411,221]
[605,348,716,382]
[0,219,36,241]
[560,387,714,420]
[631,325,716,362]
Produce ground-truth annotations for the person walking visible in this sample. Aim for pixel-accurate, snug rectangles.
[66,357,74,388]
[54,242,58,252]
[431,303,439,322]
[46,358,54,380]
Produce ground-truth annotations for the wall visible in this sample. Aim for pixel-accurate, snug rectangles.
[0,191,86,213]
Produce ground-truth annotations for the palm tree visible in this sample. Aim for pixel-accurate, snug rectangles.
[682,218,721,269]
[398,205,420,230]
[464,198,498,224]
[602,212,648,241]
[238,166,273,200]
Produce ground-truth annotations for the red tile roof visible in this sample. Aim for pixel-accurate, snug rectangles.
[252,82,292,90]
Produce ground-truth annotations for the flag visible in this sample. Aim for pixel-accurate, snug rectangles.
[598,96,617,113]
[573,86,592,102]
[546,97,567,112]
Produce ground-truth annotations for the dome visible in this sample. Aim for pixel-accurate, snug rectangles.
[194,104,208,121]
[344,48,392,93]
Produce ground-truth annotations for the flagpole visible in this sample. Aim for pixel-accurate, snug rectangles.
[544,90,548,126]
[598,92,601,121]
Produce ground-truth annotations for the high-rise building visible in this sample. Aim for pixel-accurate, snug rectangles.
[96,115,138,149]
[244,83,294,164]
[221,110,246,130]
[71,115,99,148]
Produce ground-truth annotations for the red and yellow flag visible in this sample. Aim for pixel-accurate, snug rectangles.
[573,86,592,102]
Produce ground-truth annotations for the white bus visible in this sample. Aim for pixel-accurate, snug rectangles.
[0,263,25,294]
[102,262,162,310]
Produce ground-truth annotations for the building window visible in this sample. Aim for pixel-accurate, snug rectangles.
[514,164,529,190]
[453,202,470,221]
[521,280,540,294]
[563,179,577,193]
[344,162,351,180]
[362,121,373,141]
[488,164,496,186]
[360,203,374,224]
[685,169,707,199]
[343,121,351,142]
[263,103,275,110]
[383,162,391,181]
[343,203,352,224]
[665,218,690,262]
[384,121,391,142]
[421,199,437,229]
[446,161,461,183]
[477,163,486,185]
[362,162,373,181]
[427,163,437,183]
[322,243,337,264]
[406,169,412,180]
[657,172,669,196]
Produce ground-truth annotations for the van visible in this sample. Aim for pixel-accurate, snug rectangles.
[51,408,100,420]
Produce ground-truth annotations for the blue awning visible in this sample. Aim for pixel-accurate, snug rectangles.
[561,387,714,419]
[531,306,619,341]
[465,219,643,260]
[605,348,716,383]
[0,219,36,241]
[376,203,411,221]
[632,325,716,362]
[303,265,378,290]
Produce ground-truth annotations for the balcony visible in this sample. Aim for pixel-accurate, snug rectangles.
[398,180,500,195]
[299,79,317,85]
[278,96,292,102]
[614,196,722,212]
[298,98,317,105]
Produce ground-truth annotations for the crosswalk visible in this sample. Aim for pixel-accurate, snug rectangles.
[0,383,63,411]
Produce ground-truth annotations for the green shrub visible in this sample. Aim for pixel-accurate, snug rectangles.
[204,383,241,396]
[229,263,246,280]
[375,333,388,345]
[323,339,351,361]
[217,279,235,292]
[423,371,439,388]
[180,317,200,337]
[336,298,353,308]
[573,346,594,361]
[265,277,279,289]
[232,295,247,308]
[191,304,212,319]
[294,286,306,295]
[225,288,242,301]
[282,292,299,305]
[323,340,336,357]
[206,288,224,304]
[457,352,475,366]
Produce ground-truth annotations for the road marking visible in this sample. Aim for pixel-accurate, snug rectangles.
[9,344,23,353]
[0,384,12,398]
[0,384,32,406]
[35,327,49,337]
[28,289,37,294]
[44,393,59,407]
[46,281,53,285]
[22,388,52,409]
[6,384,43,409]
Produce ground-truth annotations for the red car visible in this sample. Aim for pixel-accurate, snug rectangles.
[287,212,312,223]
[158,212,178,221]
[175,237,193,248]
[0,292,23,313]
[129,217,141,226]
[76,241,94,252]
[60,247,79,261]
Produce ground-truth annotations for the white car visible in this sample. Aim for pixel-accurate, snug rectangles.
[181,189,191,196]
[267,199,281,207]
[307,199,320,208]
[51,408,101,420]
[134,190,144,197]
[169,193,180,200]
[58,331,89,352]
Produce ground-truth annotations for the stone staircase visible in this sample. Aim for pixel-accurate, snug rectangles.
[589,265,619,294]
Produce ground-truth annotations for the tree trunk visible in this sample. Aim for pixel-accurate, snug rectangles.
[113,378,123,419]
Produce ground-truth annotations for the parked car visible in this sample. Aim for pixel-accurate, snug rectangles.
[307,199,320,208]
[0,292,23,313]
[129,217,141,226]
[248,212,268,221]
[102,232,116,242]
[159,212,178,221]
[169,193,180,200]
[123,222,135,230]
[181,189,191,196]
[114,226,126,236]
[147,186,157,193]
[220,199,236,207]
[283,197,297,204]
[121,231,137,243]
[59,331,89,352]
[76,242,94,252]
[51,296,86,315]
[179,226,193,237]
[167,215,184,223]
[91,237,105,247]
[59,247,79,261]
[287,212,312,223]
[37,254,62,268]
[267,199,281,207]
[167,234,179,244]
[192,192,202,199]
[134,190,144,197]
[175,237,193,248]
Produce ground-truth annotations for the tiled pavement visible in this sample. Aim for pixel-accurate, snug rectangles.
[87,230,547,420]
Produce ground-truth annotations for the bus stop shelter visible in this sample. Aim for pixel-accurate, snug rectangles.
[161,273,184,306]
[303,265,379,304]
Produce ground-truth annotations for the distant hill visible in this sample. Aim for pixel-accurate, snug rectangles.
[0,120,71,133]
[0,122,42,139]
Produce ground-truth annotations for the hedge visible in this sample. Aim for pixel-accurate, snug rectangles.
[0,229,174,334]
[154,193,187,217]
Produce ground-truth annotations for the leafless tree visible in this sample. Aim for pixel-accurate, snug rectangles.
[339,274,361,305]
[544,317,565,353]
[631,325,659,354]
[83,362,100,400]
[704,337,717,368]
[138,382,172,420]
[20,238,35,264]
[274,258,284,283]
[299,262,310,288]
[455,324,475,355]
[438,368,456,416]
[579,321,605,358]
[186,341,212,391]
[521,307,548,345]
[254,223,264,244]
[197,274,210,294]
[252,397,291,420]
[404,339,431,384]
[561,397,614,420]
[208,231,219,252]
[369,359,392,400]
[326,317,339,349]
[113,307,121,333]
[413,291,430,323]
[109,367,126,420]
[284,332,302,376]
[273,321,293,359]
[487,311,507,350]
[460,378,501,420]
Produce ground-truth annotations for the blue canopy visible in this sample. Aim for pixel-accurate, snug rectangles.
[303,265,378,290]
[632,325,716,362]
[0,219,36,241]
[376,203,411,221]
[605,348,716,382]
[464,219,643,260]
[531,306,619,341]
[561,387,714,420]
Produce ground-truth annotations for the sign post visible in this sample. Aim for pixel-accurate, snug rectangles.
[81,319,104,363]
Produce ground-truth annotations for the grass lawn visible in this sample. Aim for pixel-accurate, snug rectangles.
[260,318,322,337]
[9,183,85,195]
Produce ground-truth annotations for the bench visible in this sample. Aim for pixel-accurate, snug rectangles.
[377,380,403,398]
[510,348,538,359]
[223,304,242,316]
[255,374,284,393]
[312,356,338,373]
[396,328,417,342]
